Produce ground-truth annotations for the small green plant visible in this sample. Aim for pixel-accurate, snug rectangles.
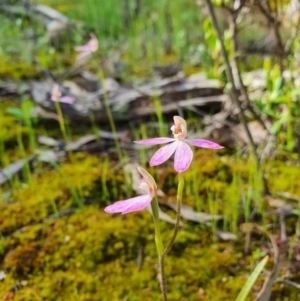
[235,256,269,301]
[6,99,37,151]
[48,160,83,209]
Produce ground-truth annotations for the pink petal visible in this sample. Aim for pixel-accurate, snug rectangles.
[174,141,193,173]
[75,34,98,53]
[150,141,179,166]
[134,137,175,146]
[59,96,75,104]
[185,139,223,149]
[74,45,90,52]
[104,194,152,214]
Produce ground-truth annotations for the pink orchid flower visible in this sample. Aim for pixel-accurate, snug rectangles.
[134,116,223,173]
[51,84,75,104]
[104,166,157,214]
[74,33,98,61]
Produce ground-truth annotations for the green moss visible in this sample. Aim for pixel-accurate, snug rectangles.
[0,151,252,300]
[0,154,106,234]
[0,58,40,81]
[266,161,300,195]
[271,282,300,301]
[0,148,299,300]
[0,115,27,145]
[0,204,250,301]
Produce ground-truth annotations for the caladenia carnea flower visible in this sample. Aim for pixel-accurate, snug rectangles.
[104,166,157,214]
[51,84,75,104]
[74,33,98,61]
[104,167,165,297]
[134,116,224,173]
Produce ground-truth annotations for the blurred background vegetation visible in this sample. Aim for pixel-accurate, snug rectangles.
[0,0,300,300]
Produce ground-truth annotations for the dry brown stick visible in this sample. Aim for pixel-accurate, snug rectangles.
[277,276,300,290]
[254,0,285,72]
[226,7,269,133]
[202,0,261,172]
[255,226,281,301]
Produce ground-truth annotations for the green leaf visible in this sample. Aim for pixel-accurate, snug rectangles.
[212,0,222,6]
[270,120,282,135]
[271,95,287,103]
[235,256,269,301]
[291,89,300,96]
[252,100,265,113]
[263,57,271,73]
[293,209,300,216]
[21,99,35,119]
[205,34,218,50]
[203,19,212,33]
[6,107,23,119]
[273,76,283,94]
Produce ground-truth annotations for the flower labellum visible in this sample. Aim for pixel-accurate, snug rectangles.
[104,166,157,214]
[51,84,75,104]
[134,116,223,173]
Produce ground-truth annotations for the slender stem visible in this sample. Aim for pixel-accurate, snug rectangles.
[225,6,269,194]
[151,197,163,255]
[16,128,31,183]
[99,70,123,162]
[158,255,167,301]
[163,173,184,256]
[151,197,167,301]
[226,9,269,133]
[54,101,68,144]
[155,173,185,301]
[54,101,73,160]
[49,160,83,209]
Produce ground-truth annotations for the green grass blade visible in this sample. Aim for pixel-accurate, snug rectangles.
[235,255,269,301]
[48,160,83,209]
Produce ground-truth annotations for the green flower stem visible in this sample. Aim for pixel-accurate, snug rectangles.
[161,173,184,300]
[151,197,163,256]
[151,197,167,301]
[163,173,184,256]
[152,173,185,301]
[158,254,167,301]
[54,101,72,160]
[99,70,123,162]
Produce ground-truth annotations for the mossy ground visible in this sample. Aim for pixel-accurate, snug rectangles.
[0,138,300,300]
